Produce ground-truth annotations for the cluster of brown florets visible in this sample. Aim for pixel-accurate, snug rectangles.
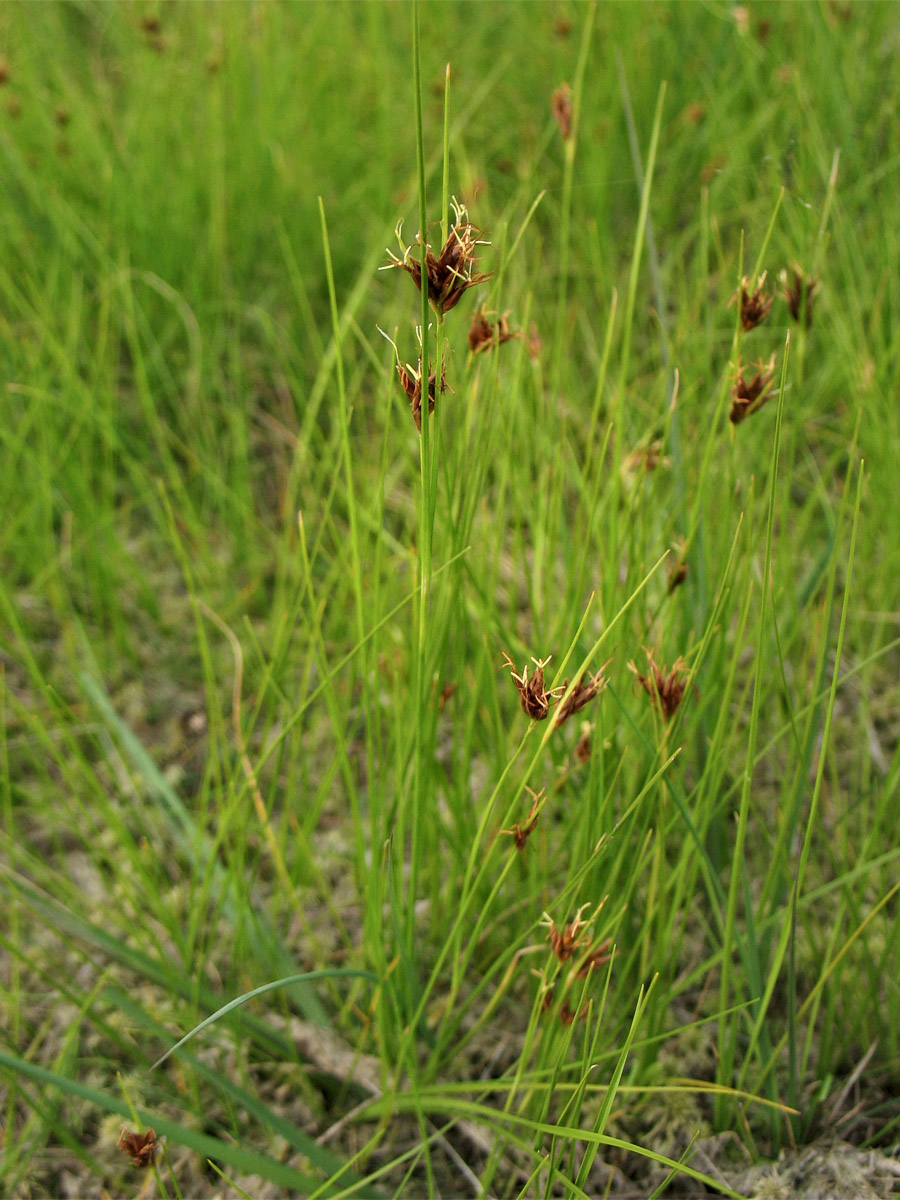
[384,197,492,318]
[380,197,521,433]
[502,647,689,734]
[378,326,451,433]
[495,644,686,1024]
[627,648,690,721]
[496,644,688,849]
[731,264,818,337]
[499,788,543,850]
[538,903,614,1025]
[727,263,818,427]
[117,1127,157,1168]
[501,653,608,727]
[729,354,777,425]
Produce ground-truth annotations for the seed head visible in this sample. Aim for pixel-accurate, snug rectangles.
[729,355,777,425]
[667,558,688,594]
[576,938,614,978]
[500,789,542,851]
[731,272,773,331]
[502,653,560,721]
[558,998,588,1025]
[379,326,451,433]
[554,666,609,727]
[667,540,688,594]
[621,440,669,488]
[628,648,689,720]
[117,1127,157,1168]
[398,356,446,432]
[468,305,521,354]
[573,723,592,763]
[543,903,593,963]
[552,83,573,140]
[381,197,492,317]
[781,264,819,327]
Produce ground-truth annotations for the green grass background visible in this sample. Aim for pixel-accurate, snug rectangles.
[2,2,899,1196]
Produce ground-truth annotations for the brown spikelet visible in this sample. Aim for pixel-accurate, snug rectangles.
[729,355,777,425]
[554,665,609,727]
[558,999,589,1025]
[667,560,688,593]
[781,264,819,327]
[468,306,521,355]
[621,440,670,487]
[730,271,773,331]
[395,355,448,432]
[573,724,592,764]
[628,649,689,720]
[117,1127,157,1168]
[500,790,542,851]
[576,938,614,978]
[502,653,560,721]
[667,542,688,594]
[382,197,492,317]
[380,327,451,434]
[545,903,593,963]
[552,83,573,139]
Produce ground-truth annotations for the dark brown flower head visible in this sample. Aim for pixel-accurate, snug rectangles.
[552,83,573,140]
[731,271,773,331]
[667,541,688,594]
[729,354,777,425]
[573,723,592,764]
[0,60,9,86]
[621,440,669,488]
[781,264,819,327]
[555,665,609,727]
[543,902,593,963]
[117,1127,157,1168]
[558,999,589,1025]
[468,306,521,355]
[500,789,542,851]
[576,937,614,978]
[540,987,588,1025]
[502,653,560,721]
[382,197,492,317]
[397,356,447,432]
[628,649,689,720]
[667,559,688,594]
[380,327,451,433]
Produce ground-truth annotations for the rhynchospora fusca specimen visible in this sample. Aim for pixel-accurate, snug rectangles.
[382,196,492,317]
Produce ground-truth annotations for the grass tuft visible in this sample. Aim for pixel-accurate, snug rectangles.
[2,3,898,1196]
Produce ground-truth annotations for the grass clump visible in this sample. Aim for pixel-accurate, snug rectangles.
[2,3,899,1197]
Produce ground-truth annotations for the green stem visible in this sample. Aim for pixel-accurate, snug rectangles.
[716,333,790,1122]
